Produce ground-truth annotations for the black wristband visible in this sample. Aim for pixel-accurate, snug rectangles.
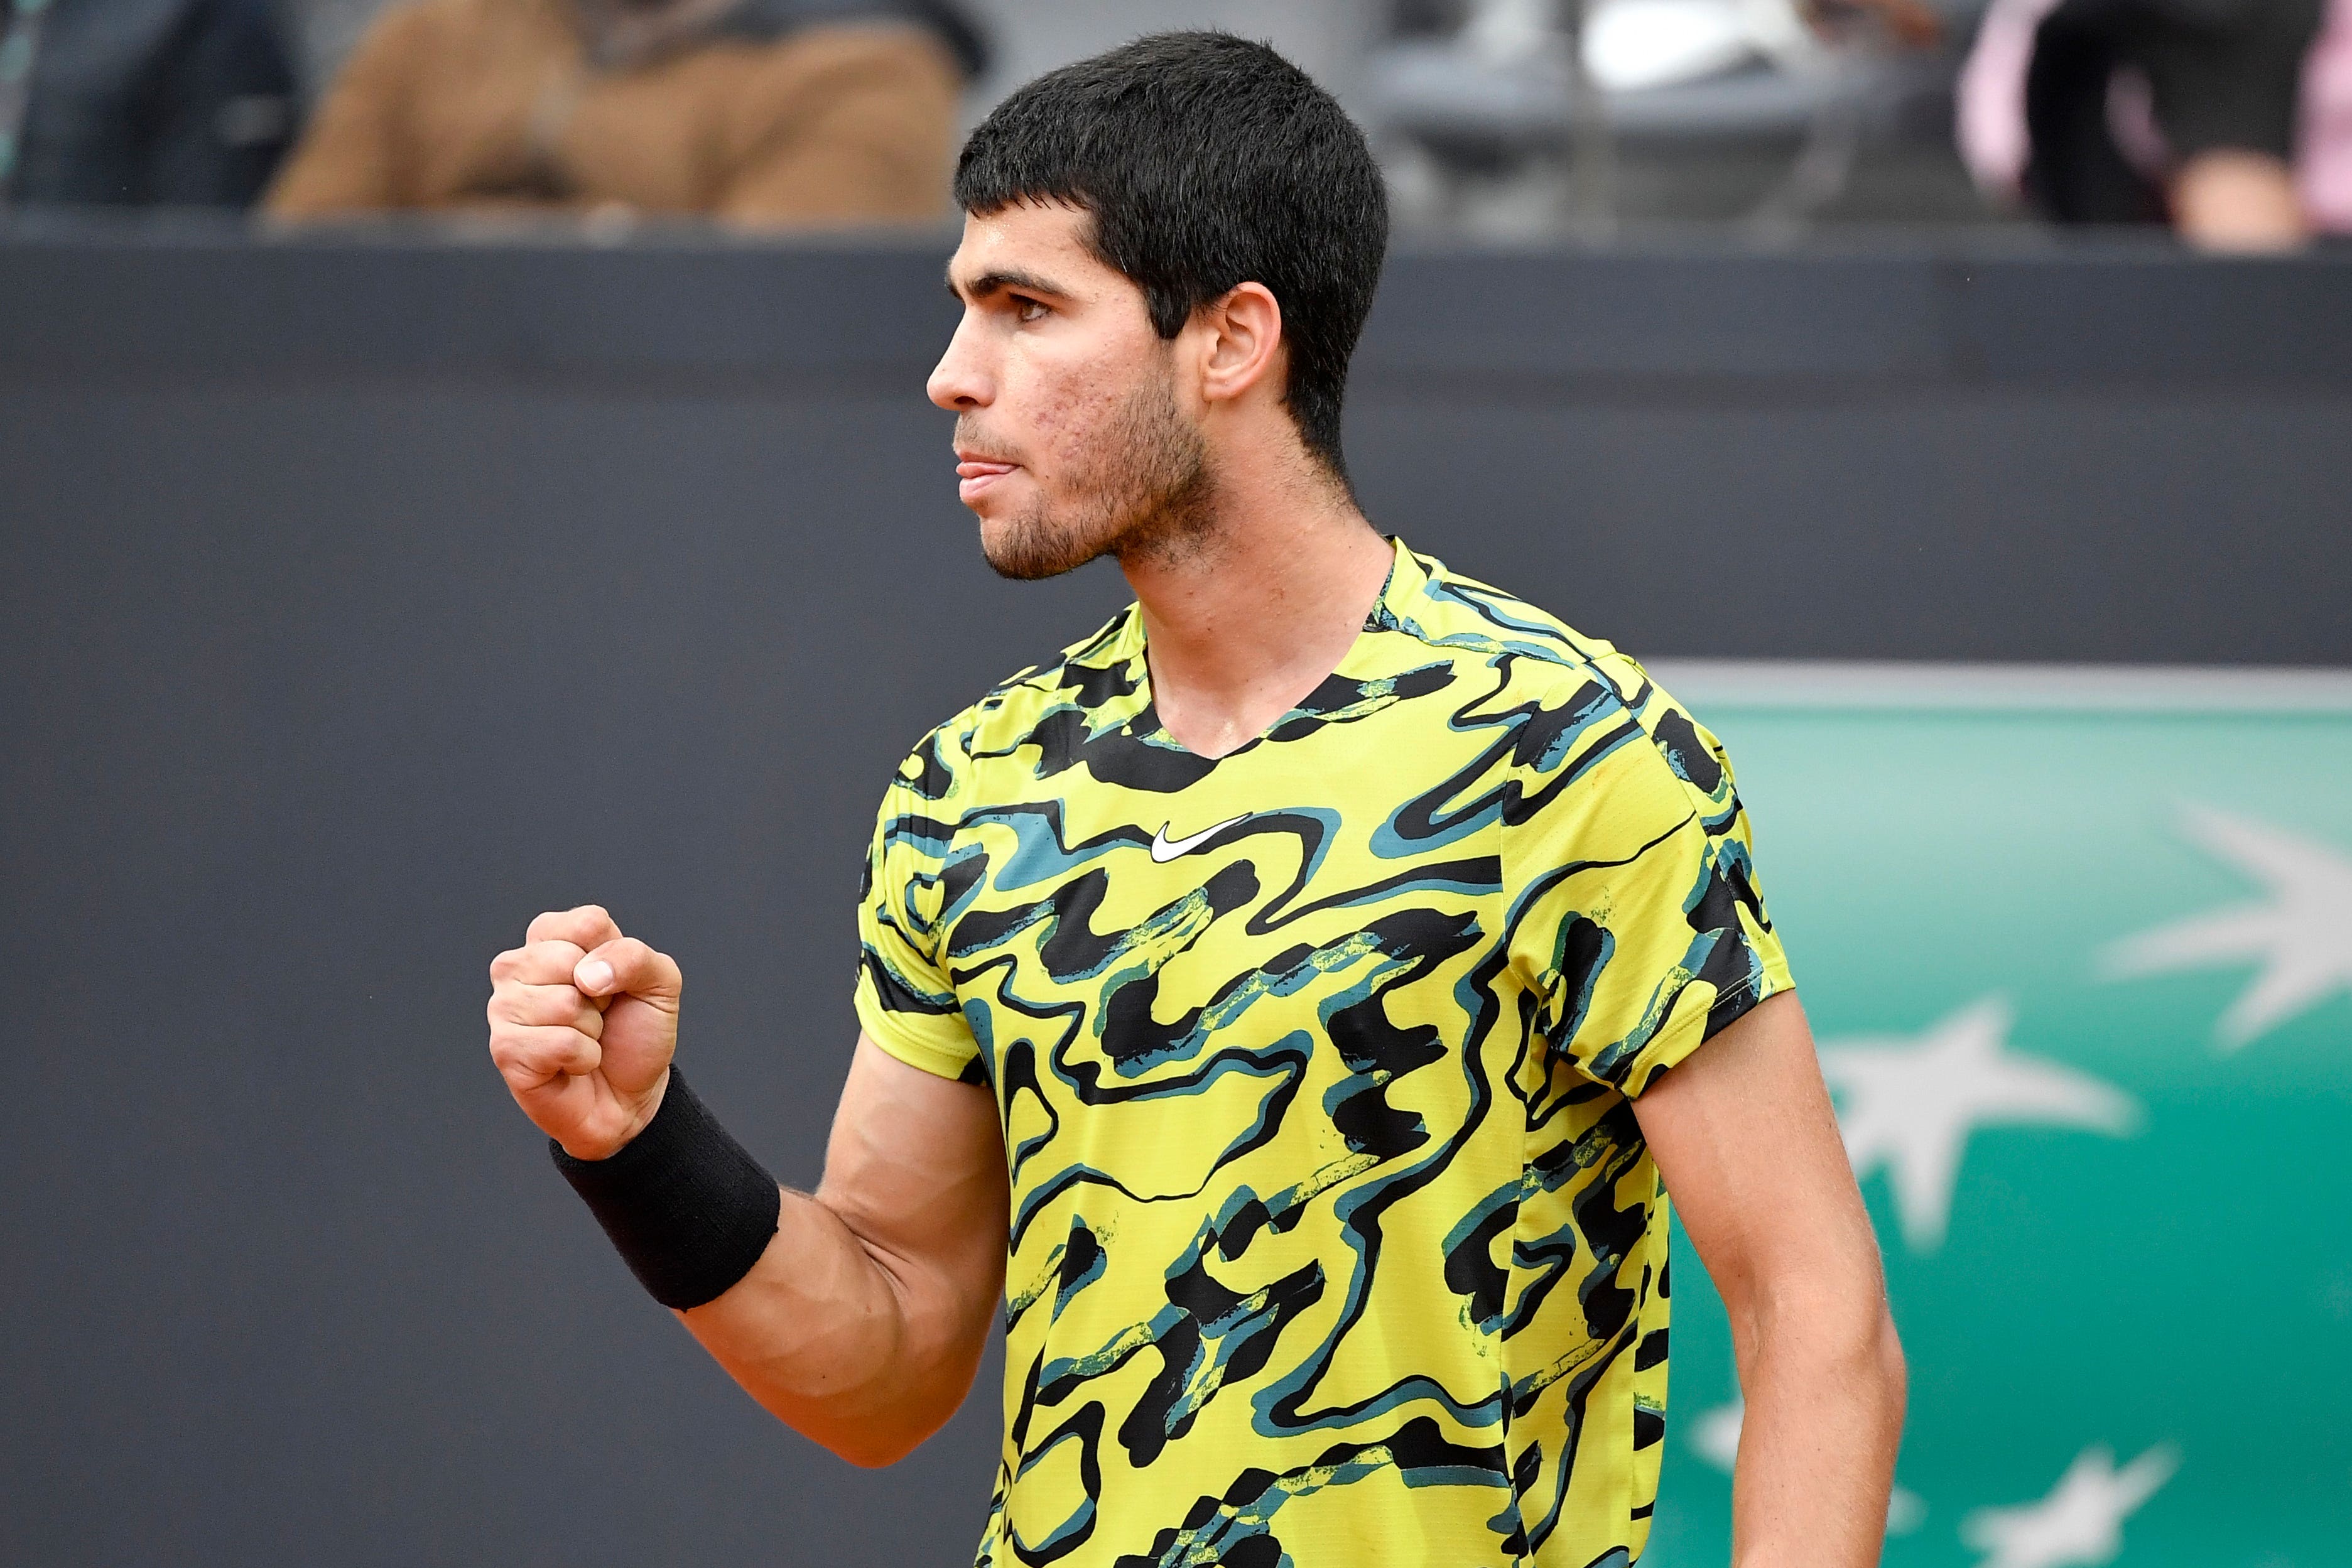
[550,1068,781,1311]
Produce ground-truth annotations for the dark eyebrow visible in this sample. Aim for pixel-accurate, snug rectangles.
[943,266,1068,302]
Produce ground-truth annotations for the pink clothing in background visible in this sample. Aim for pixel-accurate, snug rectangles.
[1957,0,2062,200]
[2300,0,2352,228]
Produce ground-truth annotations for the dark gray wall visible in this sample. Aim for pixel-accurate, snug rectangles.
[1,225,2346,1566]
[5,224,2350,664]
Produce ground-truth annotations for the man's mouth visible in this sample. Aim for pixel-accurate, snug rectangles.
[955,453,1019,503]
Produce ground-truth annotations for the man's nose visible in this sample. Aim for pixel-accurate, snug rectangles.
[927,315,992,412]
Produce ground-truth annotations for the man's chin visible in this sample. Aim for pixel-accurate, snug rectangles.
[977,514,1103,582]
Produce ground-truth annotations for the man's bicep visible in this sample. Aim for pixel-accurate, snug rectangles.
[816,1034,1008,1285]
[1634,993,1882,1304]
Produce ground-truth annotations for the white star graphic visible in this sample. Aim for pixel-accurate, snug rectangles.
[1819,998,2139,1252]
[1687,1397,1925,1534]
[1961,1444,2178,1568]
[2103,805,2352,1051]
[1690,1397,1743,1473]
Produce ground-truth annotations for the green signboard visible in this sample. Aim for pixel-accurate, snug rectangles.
[1639,664,2352,1568]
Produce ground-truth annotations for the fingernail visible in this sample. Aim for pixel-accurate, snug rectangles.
[578,959,614,993]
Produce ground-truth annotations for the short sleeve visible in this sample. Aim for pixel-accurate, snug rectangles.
[1500,673,1794,1099]
[854,733,984,1083]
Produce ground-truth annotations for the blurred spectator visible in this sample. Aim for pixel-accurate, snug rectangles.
[0,0,299,208]
[1959,0,2338,246]
[266,0,983,225]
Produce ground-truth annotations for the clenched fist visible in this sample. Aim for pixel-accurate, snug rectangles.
[487,905,681,1160]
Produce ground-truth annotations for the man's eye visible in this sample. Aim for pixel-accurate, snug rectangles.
[1014,296,1048,323]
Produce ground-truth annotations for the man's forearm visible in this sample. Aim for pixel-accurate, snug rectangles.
[676,1185,994,1468]
[1728,1293,1907,1568]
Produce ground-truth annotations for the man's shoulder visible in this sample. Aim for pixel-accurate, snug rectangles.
[882,606,1142,801]
[1390,546,1650,698]
[1397,548,1732,803]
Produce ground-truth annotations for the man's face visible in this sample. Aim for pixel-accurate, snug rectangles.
[929,203,1211,580]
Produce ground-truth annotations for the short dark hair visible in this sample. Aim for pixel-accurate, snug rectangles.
[953,32,1389,484]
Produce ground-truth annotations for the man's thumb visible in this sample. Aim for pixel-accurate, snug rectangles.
[575,937,683,1002]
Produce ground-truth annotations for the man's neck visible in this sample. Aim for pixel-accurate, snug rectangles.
[1120,466,1394,762]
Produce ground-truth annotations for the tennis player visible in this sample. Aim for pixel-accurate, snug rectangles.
[487,31,1904,1568]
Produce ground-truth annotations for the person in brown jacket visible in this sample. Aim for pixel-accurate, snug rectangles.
[267,0,984,225]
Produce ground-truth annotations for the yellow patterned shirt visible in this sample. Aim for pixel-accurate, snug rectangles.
[854,539,1792,1568]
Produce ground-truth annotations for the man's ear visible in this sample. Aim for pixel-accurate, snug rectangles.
[1198,283,1285,405]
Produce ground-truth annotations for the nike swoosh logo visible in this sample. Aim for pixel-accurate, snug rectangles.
[1150,813,1251,863]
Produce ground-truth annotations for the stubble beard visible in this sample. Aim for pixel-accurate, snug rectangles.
[970,368,1218,583]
